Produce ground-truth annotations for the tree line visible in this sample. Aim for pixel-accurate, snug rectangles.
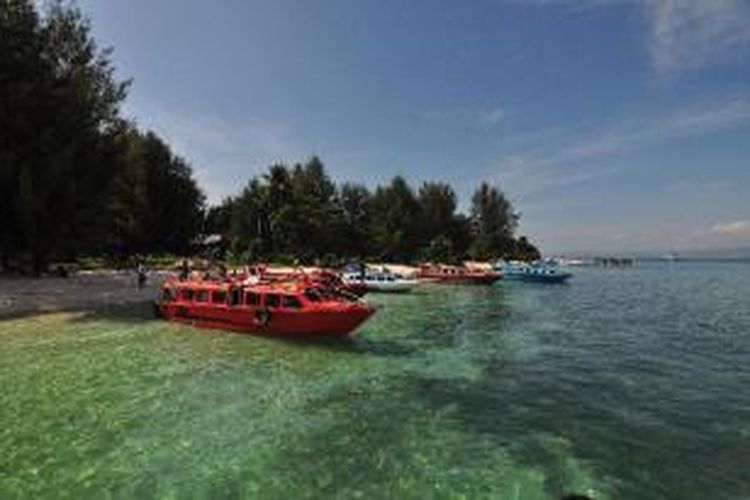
[0,0,539,274]
[1,0,204,273]
[205,158,540,264]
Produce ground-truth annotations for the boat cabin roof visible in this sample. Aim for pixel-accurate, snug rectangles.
[161,278,360,304]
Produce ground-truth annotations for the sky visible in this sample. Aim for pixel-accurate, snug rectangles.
[76,0,750,254]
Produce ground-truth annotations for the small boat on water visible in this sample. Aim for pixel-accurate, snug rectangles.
[417,264,502,285]
[154,278,375,337]
[661,252,680,262]
[341,270,417,293]
[495,260,572,283]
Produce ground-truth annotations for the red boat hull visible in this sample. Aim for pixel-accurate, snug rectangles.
[418,266,502,285]
[156,300,373,337]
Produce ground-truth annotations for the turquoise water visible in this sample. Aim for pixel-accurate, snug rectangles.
[1,263,749,499]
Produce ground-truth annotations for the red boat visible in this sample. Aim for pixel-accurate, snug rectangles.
[417,264,502,285]
[245,265,368,297]
[154,278,375,337]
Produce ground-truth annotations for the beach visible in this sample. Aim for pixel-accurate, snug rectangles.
[0,272,164,319]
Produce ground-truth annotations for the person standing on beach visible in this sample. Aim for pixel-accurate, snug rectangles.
[179,259,190,281]
[137,262,148,289]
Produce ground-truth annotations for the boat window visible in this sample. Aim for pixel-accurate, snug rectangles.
[195,290,209,303]
[212,291,227,304]
[182,288,194,301]
[282,295,302,309]
[245,292,259,306]
[304,289,321,302]
[230,288,242,306]
[162,288,173,301]
[264,294,280,308]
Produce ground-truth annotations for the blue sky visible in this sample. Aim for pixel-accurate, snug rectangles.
[77,0,750,253]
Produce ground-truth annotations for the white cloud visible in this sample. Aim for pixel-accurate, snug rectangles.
[507,0,750,76]
[490,97,750,198]
[710,219,750,237]
[482,107,507,125]
[559,98,750,160]
[648,0,750,76]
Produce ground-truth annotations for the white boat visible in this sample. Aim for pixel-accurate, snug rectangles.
[662,252,680,262]
[342,271,416,293]
[557,257,592,267]
[494,260,572,283]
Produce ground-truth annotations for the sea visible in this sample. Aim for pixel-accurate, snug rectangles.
[1,261,749,499]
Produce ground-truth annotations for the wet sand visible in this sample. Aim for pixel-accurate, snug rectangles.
[0,271,169,318]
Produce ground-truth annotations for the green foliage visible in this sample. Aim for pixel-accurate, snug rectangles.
[340,182,374,257]
[213,161,540,264]
[0,0,204,273]
[108,130,205,256]
[418,182,457,244]
[512,236,542,262]
[369,176,422,261]
[469,182,519,260]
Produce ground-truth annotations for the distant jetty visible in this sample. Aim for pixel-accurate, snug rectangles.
[555,256,635,267]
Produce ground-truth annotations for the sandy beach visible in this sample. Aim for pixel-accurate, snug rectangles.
[0,271,169,318]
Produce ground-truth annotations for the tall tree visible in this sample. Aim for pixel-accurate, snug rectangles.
[226,179,269,261]
[289,157,347,260]
[370,176,422,261]
[0,0,40,268]
[513,236,541,262]
[0,0,129,272]
[338,182,374,258]
[418,182,459,260]
[469,182,518,260]
[107,130,205,256]
[263,164,296,256]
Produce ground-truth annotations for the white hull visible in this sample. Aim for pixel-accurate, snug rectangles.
[341,273,416,293]
[364,280,415,293]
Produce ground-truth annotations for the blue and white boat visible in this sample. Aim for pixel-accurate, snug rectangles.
[494,260,572,283]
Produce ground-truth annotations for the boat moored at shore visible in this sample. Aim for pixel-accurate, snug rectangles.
[341,270,417,293]
[417,264,502,285]
[495,260,572,283]
[154,278,375,337]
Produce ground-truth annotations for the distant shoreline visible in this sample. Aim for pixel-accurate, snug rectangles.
[637,257,750,264]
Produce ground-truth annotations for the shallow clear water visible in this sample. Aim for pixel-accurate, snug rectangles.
[1,263,749,499]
